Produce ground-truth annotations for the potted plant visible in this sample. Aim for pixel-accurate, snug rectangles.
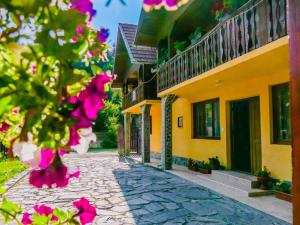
[199,161,212,174]
[189,27,203,45]
[211,0,229,22]
[174,41,187,55]
[256,167,271,190]
[273,181,292,202]
[188,158,199,171]
[208,156,221,170]
[158,47,169,65]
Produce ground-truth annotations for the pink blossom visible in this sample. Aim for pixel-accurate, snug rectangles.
[73,198,96,225]
[83,93,105,120]
[67,128,81,146]
[76,25,83,36]
[34,205,58,221]
[88,50,95,57]
[0,121,10,132]
[21,213,32,225]
[97,28,109,43]
[70,0,96,21]
[29,153,80,188]
[39,149,55,169]
[69,96,79,104]
[71,37,78,43]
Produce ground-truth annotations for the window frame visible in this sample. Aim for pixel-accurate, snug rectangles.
[192,98,220,140]
[272,83,291,145]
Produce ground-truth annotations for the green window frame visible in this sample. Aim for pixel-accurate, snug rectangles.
[193,99,220,139]
[272,83,291,144]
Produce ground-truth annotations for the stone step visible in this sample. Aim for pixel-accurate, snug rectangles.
[198,170,273,197]
[211,170,260,190]
[197,173,273,197]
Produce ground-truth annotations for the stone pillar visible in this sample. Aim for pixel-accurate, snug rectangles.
[140,104,151,163]
[123,113,131,156]
[161,95,177,170]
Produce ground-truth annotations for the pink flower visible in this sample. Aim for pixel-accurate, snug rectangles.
[0,121,10,132]
[71,37,78,43]
[70,0,96,21]
[88,50,95,57]
[97,28,109,43]
[83,93,105,120]
[29,153,80,188]
[69,96,79,104]
[76,25,83,36]
[34,205,58,221]
[21,213,32,225]
[73,198,96,225]
[39,149,55,169]
[67,128,81,146]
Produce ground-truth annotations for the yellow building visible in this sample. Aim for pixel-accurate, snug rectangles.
[114,0,291,181]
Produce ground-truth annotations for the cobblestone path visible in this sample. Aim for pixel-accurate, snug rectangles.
[4,154,289,225]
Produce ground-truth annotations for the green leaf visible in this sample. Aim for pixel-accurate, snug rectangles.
[32,212,50,225]
[0,197,22,223]
[53,208,67,222]
[91,65,103,76]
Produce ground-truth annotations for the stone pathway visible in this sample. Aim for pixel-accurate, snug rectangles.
[4,154,290,225]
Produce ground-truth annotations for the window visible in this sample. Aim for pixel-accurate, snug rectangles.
[272,83,291,144]
[193,99,220,139]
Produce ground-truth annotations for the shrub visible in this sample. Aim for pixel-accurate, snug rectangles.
[208,156,221,170]
[256,166,271,178]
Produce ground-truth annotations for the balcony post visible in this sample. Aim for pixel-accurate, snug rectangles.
[161,95,177,170]
[140,104,152,163]
[123,112,131,156]
[287,0,300,223]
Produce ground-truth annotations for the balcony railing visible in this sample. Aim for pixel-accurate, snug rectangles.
[157,0,287,92]
[123,76,158,110]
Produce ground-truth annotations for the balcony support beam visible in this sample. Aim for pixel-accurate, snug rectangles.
[140,104,152,163]
[161,95,178,170]
[123,112,132,156]
[288,0,300,224]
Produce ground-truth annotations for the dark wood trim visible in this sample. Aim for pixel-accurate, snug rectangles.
[287,0,300,223]
[271,83,292,144]
[192,98,220,139]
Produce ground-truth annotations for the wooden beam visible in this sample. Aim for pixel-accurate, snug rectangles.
[288,0,300,224]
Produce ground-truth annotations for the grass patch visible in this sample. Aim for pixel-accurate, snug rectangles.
[88,147,117,152]
[0,160,28,187]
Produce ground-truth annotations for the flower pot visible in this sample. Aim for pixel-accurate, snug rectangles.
[257,176,270,190]
[274,190,292,202]
[199,168,211,174]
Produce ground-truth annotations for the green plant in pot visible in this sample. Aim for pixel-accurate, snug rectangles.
[199,161,212,174]
[208,156,221,170]
[174,41,187,54]
[187,158,200,171]
[256,166,271,190]
[273,180,292,202]
[189,27,203,45]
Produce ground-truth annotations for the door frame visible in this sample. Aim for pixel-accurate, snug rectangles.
[226,96,262,174]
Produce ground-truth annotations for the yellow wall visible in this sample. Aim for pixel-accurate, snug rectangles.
[172,69,291,181]
[150,105,162,153]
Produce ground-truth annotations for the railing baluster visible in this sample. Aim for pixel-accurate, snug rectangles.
[155,0,287,94]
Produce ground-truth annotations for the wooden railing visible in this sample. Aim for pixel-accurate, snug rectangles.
[157,0,287,92]
[123,76,158,110]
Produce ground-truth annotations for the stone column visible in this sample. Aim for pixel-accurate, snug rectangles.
[161,95,177,170]
[123,113,131,156]
[140,104,152,163]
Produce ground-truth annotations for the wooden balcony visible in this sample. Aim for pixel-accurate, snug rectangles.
[123,77,159,110]
[157,0,287,92]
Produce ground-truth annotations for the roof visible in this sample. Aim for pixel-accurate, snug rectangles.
[118,23,157,64]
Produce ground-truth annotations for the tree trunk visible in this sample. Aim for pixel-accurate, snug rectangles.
[287,0,300,224]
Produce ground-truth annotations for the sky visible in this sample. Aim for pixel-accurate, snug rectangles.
[93,0,142,44]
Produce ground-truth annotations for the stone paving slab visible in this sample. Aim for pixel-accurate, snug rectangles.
[4,155,290,225]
